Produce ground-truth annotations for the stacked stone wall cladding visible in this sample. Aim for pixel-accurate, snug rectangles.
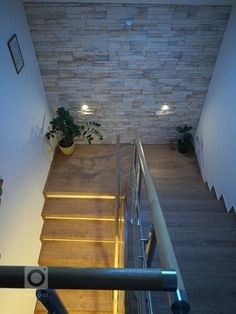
[25,3,231,143]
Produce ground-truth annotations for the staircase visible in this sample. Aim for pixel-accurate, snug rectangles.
[34,145,125,313]
[141,144,236,313]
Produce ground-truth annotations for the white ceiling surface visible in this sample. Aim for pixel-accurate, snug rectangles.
[22,0,236,5]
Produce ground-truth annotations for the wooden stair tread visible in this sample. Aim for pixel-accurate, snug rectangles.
[44,145,116,195]
[42,198,115,219]
[39,241,114,267]
[164,212,236,228]
[35,290,113,313]
[155,199,226,212]
[150,190,219,201]
[37,144,126,313]
[41,219,115,242]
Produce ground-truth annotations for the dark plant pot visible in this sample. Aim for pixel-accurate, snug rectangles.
[177,139,191,154]
[59,138,74,148]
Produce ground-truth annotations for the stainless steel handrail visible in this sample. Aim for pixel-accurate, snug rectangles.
[134,134,190,313]
[130,163,154,314]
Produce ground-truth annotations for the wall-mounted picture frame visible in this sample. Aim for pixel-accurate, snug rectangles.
[8,34,24,74]
[0,178,3,198]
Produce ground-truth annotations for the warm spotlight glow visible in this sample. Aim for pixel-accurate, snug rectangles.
[43,238,115,244]
[78,104,95,115]
[45,192,117,199]
[44,216,125,222]
[81,104,89,111]
[155,103,174,116]
[161,104,170,111]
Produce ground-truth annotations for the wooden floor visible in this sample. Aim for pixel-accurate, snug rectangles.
[129,144,236,314]
[37,143,236,314]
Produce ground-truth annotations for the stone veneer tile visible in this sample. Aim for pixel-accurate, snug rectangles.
[24,3,231,143]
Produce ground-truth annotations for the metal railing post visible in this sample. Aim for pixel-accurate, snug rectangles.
[36,289,68,314]
[136,160,142,204]
[146,226,157,268]
[169,289,191,314]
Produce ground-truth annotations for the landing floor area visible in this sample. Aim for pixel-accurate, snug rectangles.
[44,144,116,197]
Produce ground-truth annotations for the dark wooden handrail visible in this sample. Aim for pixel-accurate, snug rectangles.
[0,266,177,291]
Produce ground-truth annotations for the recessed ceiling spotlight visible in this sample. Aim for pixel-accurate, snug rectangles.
[125,19,133,26]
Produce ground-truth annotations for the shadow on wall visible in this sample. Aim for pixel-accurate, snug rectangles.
[194,134,204,177]
[0,113,54,208]
[17,113,55,193]
[0,113,55,265]
[14,114,55,192]
[30,113,56,158]
[194,133,235,212]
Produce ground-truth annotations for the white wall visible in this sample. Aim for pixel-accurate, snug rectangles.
[0,0,54,312]
[195,4,236,212]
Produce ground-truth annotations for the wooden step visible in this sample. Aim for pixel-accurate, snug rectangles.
[148,169,202,180]
[143,144,197,162]
[151,184,213,195]
[35,290,113,313]
[44,145,116,196]
[164,212,236,229]
[42,199,116,220]
[39,241,114,267]
[41,219,115,242]
[156,199,226,212]
[148,190,219,201]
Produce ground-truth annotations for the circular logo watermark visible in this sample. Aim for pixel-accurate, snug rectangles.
[24,267,48,289]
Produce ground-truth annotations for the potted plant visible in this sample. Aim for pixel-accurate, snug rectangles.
[175,125,193,154]
[46,106,103,155]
